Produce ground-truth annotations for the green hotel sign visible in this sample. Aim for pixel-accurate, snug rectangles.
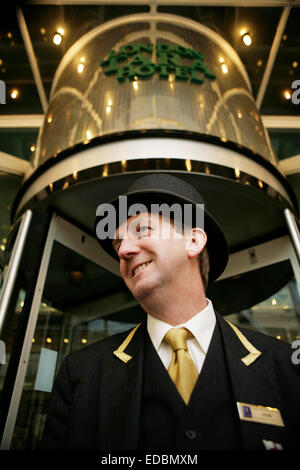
[100,43,216,85]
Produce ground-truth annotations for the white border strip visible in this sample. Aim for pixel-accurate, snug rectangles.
[0,115,44,128]
[0,115,299,130]
[0,152,31,176]
[278,155,300,176]
[262,115,300,129]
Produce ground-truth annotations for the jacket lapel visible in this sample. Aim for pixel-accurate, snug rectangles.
[97,322,146,450]
[216,311,287,449]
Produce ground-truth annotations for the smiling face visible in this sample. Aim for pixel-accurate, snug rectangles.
[113,212,190,303]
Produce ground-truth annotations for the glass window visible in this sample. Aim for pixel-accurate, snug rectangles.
[226,278,300,344]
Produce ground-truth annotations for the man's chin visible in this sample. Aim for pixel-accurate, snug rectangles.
[129,281,157,303]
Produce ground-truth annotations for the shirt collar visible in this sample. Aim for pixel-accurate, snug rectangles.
[147,298,216,353]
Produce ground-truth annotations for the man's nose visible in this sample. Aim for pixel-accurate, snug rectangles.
[118,237,141,258]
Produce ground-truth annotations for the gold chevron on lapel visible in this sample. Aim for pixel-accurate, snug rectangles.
[226,320,262,366]
[113,323,142,363]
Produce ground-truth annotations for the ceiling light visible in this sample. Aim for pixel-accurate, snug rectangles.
[10,88,19,99]
[185,160,192,172]
[283,89,291,100]
[53,29,64,46]
[40,28,46,35]
[257,59,263,67]
[30,144,36,152]
[68,270,85,281]
[242,32,252,47]
[53,32,63,45]
[292,61,298,68]
[221,63,228,74]
[77,62,84,73]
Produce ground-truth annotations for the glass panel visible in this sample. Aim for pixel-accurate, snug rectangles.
[0,288,26,397]
[226,277,300,344]
[268,129,300,160]
[260,7,300,116]
[0,129,39,161]
[0,174,22,247]
[10,241,135,450]
[0,5,42,115]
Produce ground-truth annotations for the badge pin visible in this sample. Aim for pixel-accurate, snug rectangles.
[237,402,285,427]
[262,439,283,450]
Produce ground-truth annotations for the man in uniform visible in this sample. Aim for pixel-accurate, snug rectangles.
[39,173,300,450]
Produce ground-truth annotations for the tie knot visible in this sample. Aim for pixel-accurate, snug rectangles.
[164,328,190,352]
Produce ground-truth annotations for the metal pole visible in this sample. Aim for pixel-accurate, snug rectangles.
[283,208,300,265]
[0,210,32,336]
[16,8,48,113]
[256,5,291,110]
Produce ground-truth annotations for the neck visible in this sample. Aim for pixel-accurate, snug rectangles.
[139,283,208,326]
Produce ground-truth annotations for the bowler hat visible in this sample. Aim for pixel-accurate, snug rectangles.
[95,173,228,284]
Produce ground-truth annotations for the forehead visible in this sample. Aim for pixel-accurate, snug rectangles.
[115,212,170,238]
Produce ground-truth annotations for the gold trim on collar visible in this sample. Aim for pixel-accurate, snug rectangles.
[226,320,262,366]
[113,323,142,363]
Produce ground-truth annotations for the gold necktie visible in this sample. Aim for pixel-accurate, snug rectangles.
[164,328,198,405]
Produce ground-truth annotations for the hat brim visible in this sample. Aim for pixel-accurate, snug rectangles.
[96,189,228,284]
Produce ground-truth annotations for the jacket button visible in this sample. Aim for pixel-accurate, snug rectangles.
[185,429,198,440]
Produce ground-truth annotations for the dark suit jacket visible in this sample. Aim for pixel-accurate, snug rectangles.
[39,311,300,450]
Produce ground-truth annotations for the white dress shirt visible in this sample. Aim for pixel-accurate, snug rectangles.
[147,298,216,374]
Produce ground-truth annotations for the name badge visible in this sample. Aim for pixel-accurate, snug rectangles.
[237,402,285,427]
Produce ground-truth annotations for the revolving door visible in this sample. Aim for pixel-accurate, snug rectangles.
[1,209,300,450]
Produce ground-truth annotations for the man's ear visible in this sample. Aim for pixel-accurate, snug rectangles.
[185,228,207,259]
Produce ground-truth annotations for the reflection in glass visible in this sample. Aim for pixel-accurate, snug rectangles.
[10,300,137,450]
[227,278,300,344]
